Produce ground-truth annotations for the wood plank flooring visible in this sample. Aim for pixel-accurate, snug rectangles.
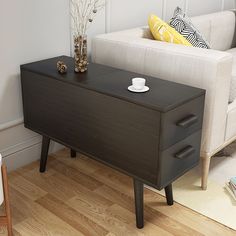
[1,148,235,236]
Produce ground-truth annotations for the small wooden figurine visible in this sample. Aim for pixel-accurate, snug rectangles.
[57,61,68,74]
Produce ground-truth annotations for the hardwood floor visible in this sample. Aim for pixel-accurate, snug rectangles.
[2,148,235,236]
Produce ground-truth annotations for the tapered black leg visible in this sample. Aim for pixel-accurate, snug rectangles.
[165,184,174,206]
[39,136,50,173]
[70,149,76,158]
[133,179,144,229]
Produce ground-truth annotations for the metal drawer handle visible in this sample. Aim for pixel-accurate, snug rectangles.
[174,146,195,159]
[176,115,198,128]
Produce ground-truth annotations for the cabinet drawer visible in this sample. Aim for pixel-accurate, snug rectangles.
[158,130,202,189]
[160,95,205,150]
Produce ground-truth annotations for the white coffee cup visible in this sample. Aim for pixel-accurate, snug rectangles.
[132,78,146,90]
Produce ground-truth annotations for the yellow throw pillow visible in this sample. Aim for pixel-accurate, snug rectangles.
[148,14,192,46]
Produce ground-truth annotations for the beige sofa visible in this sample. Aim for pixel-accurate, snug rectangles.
[92,10,236,190]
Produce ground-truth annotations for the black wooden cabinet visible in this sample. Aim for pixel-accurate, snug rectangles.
[21,56,205,228]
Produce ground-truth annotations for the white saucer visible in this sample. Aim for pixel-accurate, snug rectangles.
[128,85,150,93]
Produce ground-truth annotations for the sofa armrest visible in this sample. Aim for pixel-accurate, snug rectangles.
[92,34,233,157]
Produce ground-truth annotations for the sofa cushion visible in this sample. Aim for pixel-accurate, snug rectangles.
[226,48,236,103]
[148,14,192,46]
[191,11,236,51]
[170,7,210,49]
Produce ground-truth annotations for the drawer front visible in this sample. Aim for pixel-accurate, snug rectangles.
[160,95,205,150]
[158,130,202,189]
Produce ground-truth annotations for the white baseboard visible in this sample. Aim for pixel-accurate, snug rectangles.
[3,142,42,172]
[1,134,42,158]
[0,121,64,172]
[3,140,64,172]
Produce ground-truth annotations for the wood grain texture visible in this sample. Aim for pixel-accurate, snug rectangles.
[0,148,234,236]
[22,69,161,185]
[36,194,108,236]
[21,56,205,189]
[2,165,13,236]
[21,56,205,113]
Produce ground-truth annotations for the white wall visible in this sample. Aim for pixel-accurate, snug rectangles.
[0,0,235,171]
[106,0,163,32]
[106,0,236,32]
[0,0,71,170]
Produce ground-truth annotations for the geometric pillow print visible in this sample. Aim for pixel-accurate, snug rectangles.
[169,7,211,49]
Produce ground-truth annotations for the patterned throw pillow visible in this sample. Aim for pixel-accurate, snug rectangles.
[148,14,192,46]
[169,7,210,49]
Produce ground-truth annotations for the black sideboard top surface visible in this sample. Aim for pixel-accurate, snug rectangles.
[21,56,205,112]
